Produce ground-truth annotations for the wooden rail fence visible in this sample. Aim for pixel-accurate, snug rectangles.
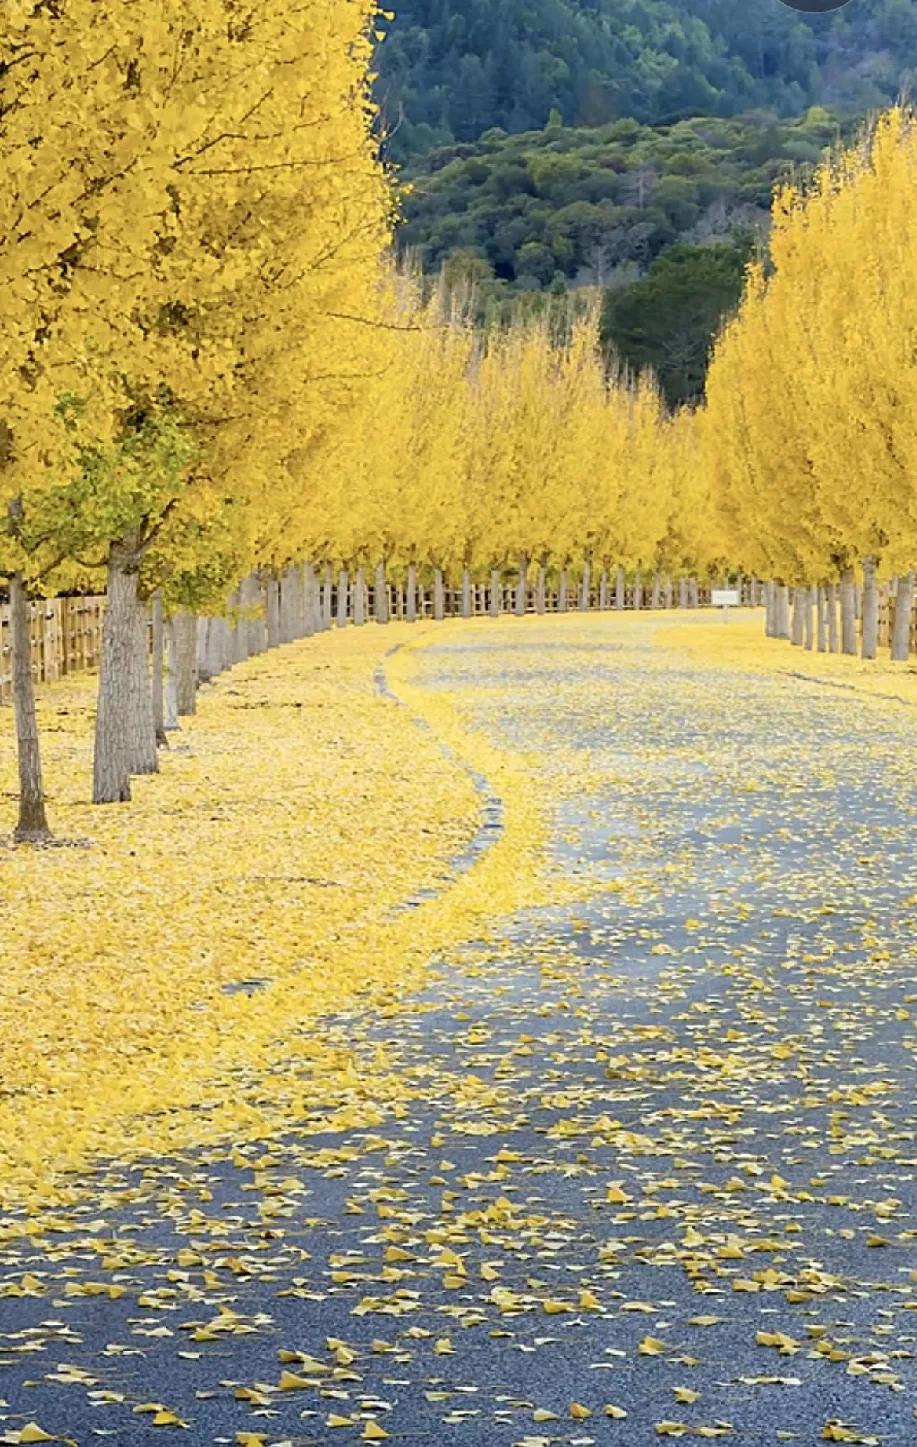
[0,596,104,705]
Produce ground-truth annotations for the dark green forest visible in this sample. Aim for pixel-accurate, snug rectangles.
[377,0,916,163]
[377,0,914,400]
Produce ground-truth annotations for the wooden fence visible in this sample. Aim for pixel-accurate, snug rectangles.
[0,596,104,705]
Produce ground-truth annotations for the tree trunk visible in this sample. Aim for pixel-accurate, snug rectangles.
[650,571,660,609]
[689,577,700,608]
[196,615,211,683]
[151,591,167,745]
[462,566,472,618]
[663,574,673,608]
[599,566,609,610]
[9,573,52,842]
[515,555,527,617]
[93,543,155,803]
[839,568,856,654]
[266,577,282,648]
[172,611,198,716]
[826,582,839,653]
[816,585,827,653]
[861,556,879,660]
[243,573,265,656]
[535,564,547,614]
[557,567,568,613]
[354,565,367,626]
[406,562,418,623]
[764,581,774,636]
[790,587,804,646]
[804,585,816,650]
[615,565,625,610]
[336,567,349,628]
[633,568,643,610]
[579,559,591,610]
[302,562,318,636]
[164,620,180,732]
[284,567,302,641]
[890,570,914,662]
[367,561,381,625]
[320,564,333,629]
[775,584,790,639]
[200,615,225,682]
[678,576,689,609]
[433,567,445,621]
[489,568,500,618]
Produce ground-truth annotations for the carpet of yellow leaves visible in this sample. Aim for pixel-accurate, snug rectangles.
[0,623,554,1210]
[656,610,917,707]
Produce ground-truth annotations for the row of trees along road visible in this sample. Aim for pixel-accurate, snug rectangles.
[1,1,915,843]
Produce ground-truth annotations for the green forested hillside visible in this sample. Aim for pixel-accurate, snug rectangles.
[377,0,916,163]
[399,110,841,289]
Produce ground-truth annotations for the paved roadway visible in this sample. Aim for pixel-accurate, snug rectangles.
[1,619,915,1446]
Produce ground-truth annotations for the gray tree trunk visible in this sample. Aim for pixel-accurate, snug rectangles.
[790,587,804,646]
[764,580,775,636]
[124,594,157,778]
[433,567,445,621]
[515,555,527,617]
[679,577,689,609]
[406,562,418,623]
[816,585,827,653]
[775,584,791,639]
[535,565,547,614]
[173,611,198,715]
[826,582,839,652]
[266,577,282,648]
[689,577,700,608]
[151,591,167,745]
[804,585,816,650]
[580,560,591,610]
[861,556,879,660]
[557,567,568,613]
[461,566,472,618]
[243,573,265,656]
[282,567,301,642]
[93,544,153,803]
[302,562,318,636]
[633,568,643,610]
[9,572,52,842]
[615,565,625,610]
[164,620,179,732]
[650,571,661,608]
[663,574,674,608]
[354,565,367,626]
[890,570,914,661]
[839,569,856,654]
[336,567,349,628]
[374,561,389,624]
[599,567,609,610]
[196,614,211,682]
[489,568,500,617]
[321,564,333,629]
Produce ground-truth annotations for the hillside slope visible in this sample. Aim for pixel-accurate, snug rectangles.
[377,0,914,162]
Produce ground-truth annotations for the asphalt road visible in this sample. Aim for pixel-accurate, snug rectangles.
[1,619,914,1447]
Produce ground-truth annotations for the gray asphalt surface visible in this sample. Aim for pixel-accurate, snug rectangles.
[1,620,914,1447]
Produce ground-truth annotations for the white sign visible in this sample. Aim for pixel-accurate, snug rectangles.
[711,589,740,607]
